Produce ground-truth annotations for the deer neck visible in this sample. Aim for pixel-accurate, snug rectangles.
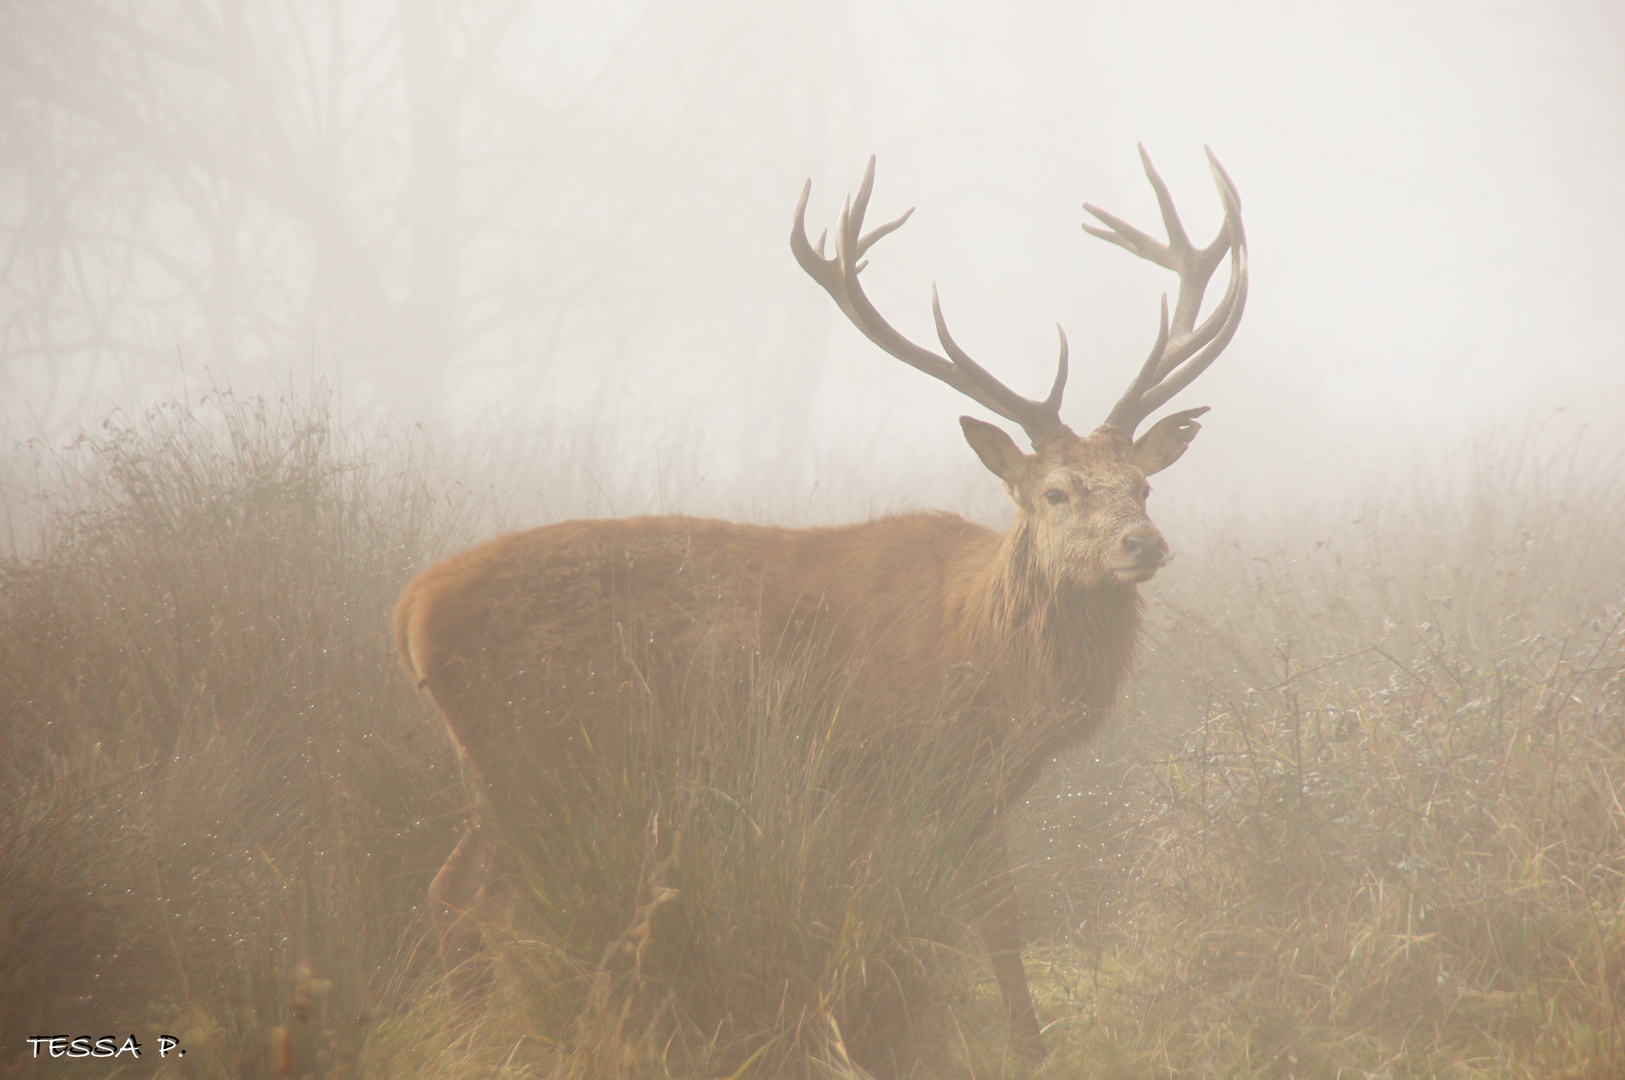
[966,518,1143,710]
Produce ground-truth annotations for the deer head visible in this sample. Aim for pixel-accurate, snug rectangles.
[792,147,1247,589]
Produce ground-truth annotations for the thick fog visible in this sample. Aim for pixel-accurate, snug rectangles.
[3,0,1622,524]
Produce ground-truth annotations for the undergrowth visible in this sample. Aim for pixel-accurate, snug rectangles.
[482,663,1020,1079]
[0,391,468,1075]
[2,395,1621,1079]
[1029,437,1625,1078]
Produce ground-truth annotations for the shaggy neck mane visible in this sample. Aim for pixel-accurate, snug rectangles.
[965,515,1143,716]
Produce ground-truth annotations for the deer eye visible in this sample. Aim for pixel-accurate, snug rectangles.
[1141,483,1152,500]
[1045,489,1068,505]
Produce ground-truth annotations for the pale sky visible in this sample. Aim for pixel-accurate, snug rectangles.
[479,1,1625,515]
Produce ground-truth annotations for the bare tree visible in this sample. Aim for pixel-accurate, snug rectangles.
[0,0,535,425]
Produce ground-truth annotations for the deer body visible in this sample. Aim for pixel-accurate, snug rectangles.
[396,148,1247,1059]
[398,484,1142,810]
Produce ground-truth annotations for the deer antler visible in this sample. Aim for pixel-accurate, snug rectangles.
[791,157,1074,449]
[1090,145,1248,436]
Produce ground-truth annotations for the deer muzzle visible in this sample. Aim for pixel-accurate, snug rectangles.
[1113,526,1169,583]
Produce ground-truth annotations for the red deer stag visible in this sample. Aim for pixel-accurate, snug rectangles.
[394,146,1246,1058]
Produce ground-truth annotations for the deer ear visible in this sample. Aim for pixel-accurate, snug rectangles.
[1132,407,1210,475]
[960,416,1027,484]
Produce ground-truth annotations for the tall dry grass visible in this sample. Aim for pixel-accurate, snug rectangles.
[476,652,1029,1079]
[3,395,1622,1079]
[0,390,470,1074]
[1025,432,1625,1078]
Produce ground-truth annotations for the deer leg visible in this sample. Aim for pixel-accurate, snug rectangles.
[976,832,1046,1061]
[429,815,500,1003]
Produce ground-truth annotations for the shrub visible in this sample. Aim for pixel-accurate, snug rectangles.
[0,390,466,1074]
[1030,436,1625,1078]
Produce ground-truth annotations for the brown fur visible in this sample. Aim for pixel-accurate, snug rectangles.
[395,422,1184,1053]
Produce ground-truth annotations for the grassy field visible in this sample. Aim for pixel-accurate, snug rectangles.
[2,392,1621,1078]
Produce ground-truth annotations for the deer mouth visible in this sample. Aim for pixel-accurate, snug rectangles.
[1112,563,1162,584]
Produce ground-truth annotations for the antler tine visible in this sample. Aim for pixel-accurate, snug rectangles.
[791,157,1075,448]
[1045,325,1070,411]
[1140,145,1196,267]
[1131,252,1246,420]
[846,156,916,260]
[1097,146,1248,435]
[932,287,1070,446]
[1115,295,1171,411]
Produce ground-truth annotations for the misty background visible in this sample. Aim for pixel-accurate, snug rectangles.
[3,0,1622,534]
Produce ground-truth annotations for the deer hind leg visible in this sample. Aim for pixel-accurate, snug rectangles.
[976,834,1046,1061]
[429,815,505,1003]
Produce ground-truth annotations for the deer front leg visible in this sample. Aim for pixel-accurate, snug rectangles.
[977,830,1046,1061]
[429,815,500,1003]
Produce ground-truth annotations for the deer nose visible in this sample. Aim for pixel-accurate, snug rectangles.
[1122,529,1168,566]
